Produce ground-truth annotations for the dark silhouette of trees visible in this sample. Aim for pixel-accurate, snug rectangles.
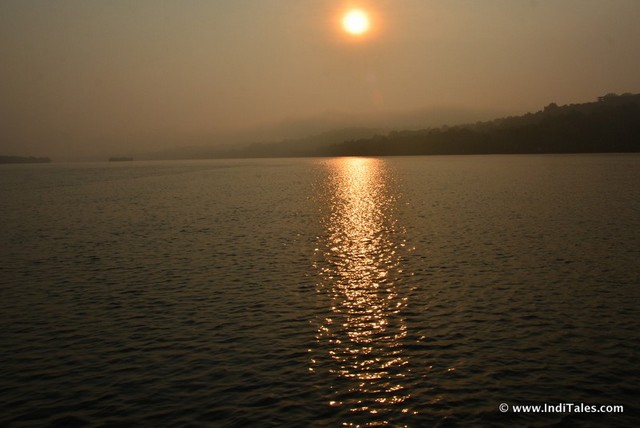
[324,94,640,156]
[155,93,640,159]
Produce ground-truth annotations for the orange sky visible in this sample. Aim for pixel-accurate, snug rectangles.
[1,0,639,159]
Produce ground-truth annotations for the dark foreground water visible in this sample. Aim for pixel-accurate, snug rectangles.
[1,155,639,427]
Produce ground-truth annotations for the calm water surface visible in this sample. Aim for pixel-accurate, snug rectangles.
[1,155,639,427]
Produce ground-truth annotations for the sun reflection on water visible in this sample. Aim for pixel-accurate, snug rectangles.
[313,157,414,425]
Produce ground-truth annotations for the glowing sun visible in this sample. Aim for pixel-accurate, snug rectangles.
[342,9,370,36]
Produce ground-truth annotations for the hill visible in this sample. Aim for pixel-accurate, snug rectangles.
[147,93,640,160]
[325,93,640,156]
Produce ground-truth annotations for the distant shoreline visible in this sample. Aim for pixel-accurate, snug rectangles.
[0,156,51,164]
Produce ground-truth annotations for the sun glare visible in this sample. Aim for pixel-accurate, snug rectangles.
[342,9,370,36]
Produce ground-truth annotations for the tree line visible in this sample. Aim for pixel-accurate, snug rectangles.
[323,93,640,157]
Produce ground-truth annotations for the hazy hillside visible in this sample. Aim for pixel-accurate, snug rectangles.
[326,93,640,156]
[146,128,383,160]
[143,93,640,160]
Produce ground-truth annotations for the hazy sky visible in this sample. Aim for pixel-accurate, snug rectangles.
[1,0,639,159]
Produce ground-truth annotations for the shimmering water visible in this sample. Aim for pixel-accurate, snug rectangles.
[1,155,639,427]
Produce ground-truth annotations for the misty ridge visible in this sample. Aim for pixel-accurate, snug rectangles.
[148,93,640,160]
[141,106,501,161]
[4,93,639,163]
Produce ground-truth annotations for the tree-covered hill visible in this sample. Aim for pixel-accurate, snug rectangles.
[325,93,640,156]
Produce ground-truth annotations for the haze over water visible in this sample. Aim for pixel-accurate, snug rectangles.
[1,155,638,426]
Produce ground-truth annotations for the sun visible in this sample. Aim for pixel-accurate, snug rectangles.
[342,9,370,36]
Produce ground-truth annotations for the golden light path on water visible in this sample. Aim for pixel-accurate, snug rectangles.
[313,158,415,426]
